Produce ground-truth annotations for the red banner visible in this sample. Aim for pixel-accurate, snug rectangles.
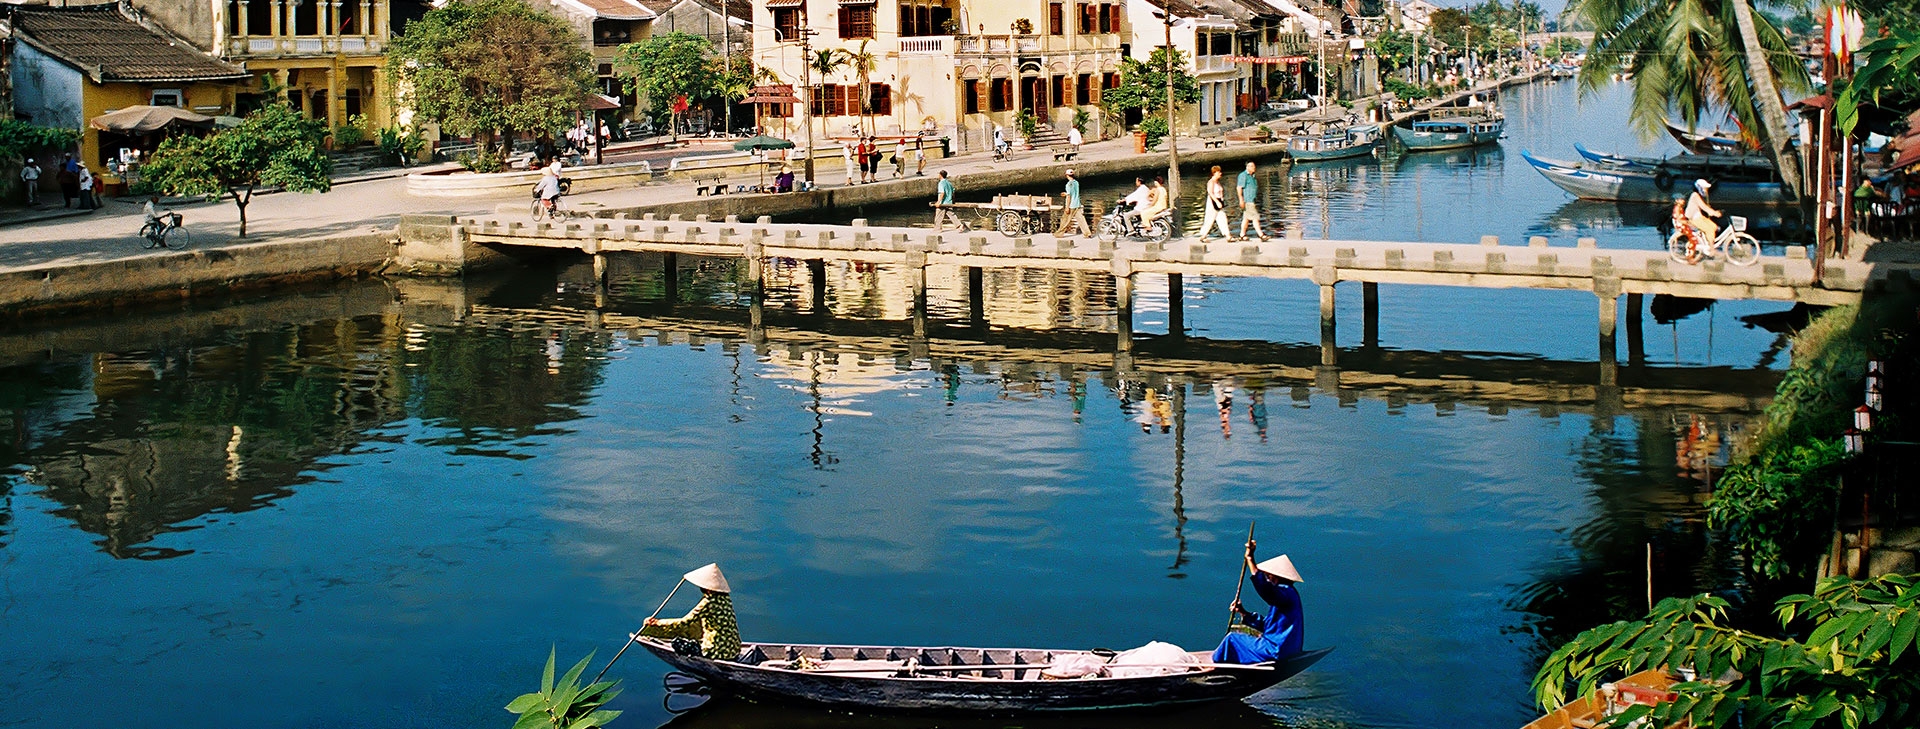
[1230,55,1309,65]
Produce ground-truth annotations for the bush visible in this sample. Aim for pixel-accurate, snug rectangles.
[332,114,370,148]
[456,148,508,173]
[1383,77,1435,100]
[0,120,80,162]
[376,126,427,166]
[1015,108,1038,140]
[1138,116,1169,150]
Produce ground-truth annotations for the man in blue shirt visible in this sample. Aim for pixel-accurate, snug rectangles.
[1236,161,1270,241]
[1056,169,1090,239]
[1213,541,1305,664]
[934,170,963,232]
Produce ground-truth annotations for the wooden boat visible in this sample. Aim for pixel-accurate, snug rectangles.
[1287,124,1382,161]
[1664,120,1746,155]
[638,638,1332,713]
[1521,669,1681,729]
[1572,144,1777,177]
[1392,115,1505,151]
[1521,151,1792,205]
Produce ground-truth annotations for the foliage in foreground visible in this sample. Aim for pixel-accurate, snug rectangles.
[1534,574,1920,729]
[1834,26,1920,137]
[385,0,591,154]
[136,104,331,238]
[0,120,80,162]
[1102,48,1201,120]
[505,648,622,729]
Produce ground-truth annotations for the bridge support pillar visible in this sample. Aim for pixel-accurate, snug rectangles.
[1167,273,1184,337]
[1362,282,1379,349]
[966,267,985,327]
[1625,293,1645,365]
[662,252,679,304]
[1115,269,1135,354]
[808,259,829,314]
[908,253,928,339]
[1319,283,1337,366]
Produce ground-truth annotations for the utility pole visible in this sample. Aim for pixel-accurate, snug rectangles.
[723,0,732,137]
[1163,0,1180,198]
[799,28,816,184]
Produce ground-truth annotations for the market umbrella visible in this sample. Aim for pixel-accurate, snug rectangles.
[89,105,214,134]
[733,135,794,188]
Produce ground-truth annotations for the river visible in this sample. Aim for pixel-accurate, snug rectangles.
[1,79,1791,729]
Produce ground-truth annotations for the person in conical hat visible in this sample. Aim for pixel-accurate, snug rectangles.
[639,563,740,661]
[1211,540,1305,665]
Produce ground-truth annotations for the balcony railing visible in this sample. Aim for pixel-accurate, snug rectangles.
[1195,54,1232,73]
[900,36,952,54]
[227,35,383,57]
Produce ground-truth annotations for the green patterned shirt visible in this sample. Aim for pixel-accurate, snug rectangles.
[640,591,740,661]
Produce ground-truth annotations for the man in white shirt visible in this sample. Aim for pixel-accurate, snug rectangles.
[1067,126,1083,152]
[1121,177,1152,229]
[19,158,39,205]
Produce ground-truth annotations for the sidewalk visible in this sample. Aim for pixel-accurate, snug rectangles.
[0,204,97,229]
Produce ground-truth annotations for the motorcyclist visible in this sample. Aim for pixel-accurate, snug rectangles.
[1120,177,1152,231]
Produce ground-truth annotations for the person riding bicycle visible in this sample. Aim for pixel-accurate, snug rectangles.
[534,166,563,212]
[992,125,1010,159]
[1683,179,1722,261]
[143,195,170,231]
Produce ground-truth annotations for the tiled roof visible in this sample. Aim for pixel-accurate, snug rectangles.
[555,0,656,20]
[9,4,248,84]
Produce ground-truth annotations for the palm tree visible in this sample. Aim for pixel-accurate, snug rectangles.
[808,48,851,135]
[849,41,879,136]
[1568,0,1808,197]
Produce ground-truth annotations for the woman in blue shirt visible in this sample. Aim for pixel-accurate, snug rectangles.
[1213,542,1305,664]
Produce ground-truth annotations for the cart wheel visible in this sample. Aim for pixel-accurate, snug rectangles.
[996,211,1026,237]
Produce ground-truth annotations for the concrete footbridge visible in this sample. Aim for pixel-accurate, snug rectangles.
[396,212,1875,369]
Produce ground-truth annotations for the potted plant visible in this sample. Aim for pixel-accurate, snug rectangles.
[1015,109,1038,149]
[1011,18,1033,35]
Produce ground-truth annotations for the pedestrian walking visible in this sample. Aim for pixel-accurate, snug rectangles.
[893,138,907,178]
[57,154,79,208]
[19,158,40,205]
[1067,125,1083,155]
[914,137,927,176]
[76,163,96,210]
[864,137,881,183]
[1056,169,1090,239]
[1236,161,1269,241]
[843,142,858,186]
[1199,165,1233,240]
[933,170,964,232]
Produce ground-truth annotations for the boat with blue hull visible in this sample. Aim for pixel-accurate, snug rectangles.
[1287,124,1382,161]
[1521,151,1792,205]
[1392,115,1505,151]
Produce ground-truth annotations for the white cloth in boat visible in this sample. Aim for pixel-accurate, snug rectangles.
[1106,641,1201,678]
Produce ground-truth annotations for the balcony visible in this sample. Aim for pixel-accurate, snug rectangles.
[955,34,1044,55]
[1195,54,1232,74]
[227,35,384,57]
[899,36,952,54]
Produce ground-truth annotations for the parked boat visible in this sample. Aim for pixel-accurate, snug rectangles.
[1521,669,1678,729]
[1664,120,1746,155]
[1521,151,1793,205]
[1287,124,1382,161]
[1573,144,1780,176]
[1392,115,1505,151]
[639,638,1332,713]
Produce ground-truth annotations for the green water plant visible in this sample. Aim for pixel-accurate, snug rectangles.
[1533,574,1920,729]
[505,648,623,729]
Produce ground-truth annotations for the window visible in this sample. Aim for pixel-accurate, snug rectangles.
[773,8,804,40]
[839,3,874,39]
[1048,3,1064,35]
[812,85,854,116]
[1052,75,1067,107]
[1105,3,1121,33]
[1078,3,1096,33]
[1103,72,1120,91]
[151,89,184,107]
[765,99,791,118]
[1076,73,1093,105]
[1095,3,1112,33]
[989,78,1011,112]
[1210,32,1231,56]
[964,80,981,114]
[868,83,892,116]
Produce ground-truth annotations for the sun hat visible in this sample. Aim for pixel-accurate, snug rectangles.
[1695,178,1712,193]
[684,563,731,593]
[1255,554,1304,583]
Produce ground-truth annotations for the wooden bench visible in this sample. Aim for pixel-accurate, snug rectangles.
[1203,139,1227,149]
[1052,148,1079,162]
[693,175,725,196]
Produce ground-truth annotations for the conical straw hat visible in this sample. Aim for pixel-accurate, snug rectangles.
[1255,555,1303,583]
[683,563,731,593]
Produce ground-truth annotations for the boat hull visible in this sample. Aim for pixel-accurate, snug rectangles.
[1288,140,1377,161]
[1391,122,1503,151]
[1522,151,1790,205]
[640,640,1332,714]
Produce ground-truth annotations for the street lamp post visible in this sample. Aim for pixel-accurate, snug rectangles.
[799,29,816,184]
[1163,0,1180,198]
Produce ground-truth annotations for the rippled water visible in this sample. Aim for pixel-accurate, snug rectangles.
[0,79,1798,729]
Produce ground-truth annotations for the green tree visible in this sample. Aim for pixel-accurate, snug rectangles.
[848,41,879,135]
[1533,575,1920,729]
[1101,48,1201,123]
[385,0,591,157]
[1835,27,1920,136]
[614,32,720,140]
[135,104,331,238]
[0,120,79,162]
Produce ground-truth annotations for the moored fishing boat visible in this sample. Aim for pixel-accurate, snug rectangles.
[1663,120,1746,155]
[1392,115,1505,151]
[1287,124,1382,161]
[638,638,1332,713]
[1521,151,1792,205]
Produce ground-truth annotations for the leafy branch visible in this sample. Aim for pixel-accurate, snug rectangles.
[505,648,623,729]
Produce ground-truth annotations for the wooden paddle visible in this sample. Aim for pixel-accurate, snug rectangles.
[1227,520,1255,631]
[591,577,686,685]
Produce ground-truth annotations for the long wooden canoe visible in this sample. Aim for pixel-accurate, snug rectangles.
[1521,669,1681,729]
[638,638,1331,713]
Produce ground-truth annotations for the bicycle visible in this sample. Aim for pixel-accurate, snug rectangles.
[138,212,191,250]
[1666,214,1758,266]
[530,178,574,221]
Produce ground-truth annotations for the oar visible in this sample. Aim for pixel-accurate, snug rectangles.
[1227,520,1255,631]
[591,578,686,685]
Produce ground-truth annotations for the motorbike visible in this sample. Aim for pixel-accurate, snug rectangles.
[1095,202,1173,243]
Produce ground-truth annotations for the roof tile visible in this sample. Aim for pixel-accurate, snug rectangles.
[10,4,249,84]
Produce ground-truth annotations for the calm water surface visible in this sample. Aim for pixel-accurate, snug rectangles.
[1,79,1799,729]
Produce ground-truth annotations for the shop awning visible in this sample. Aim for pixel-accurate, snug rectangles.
[89,105,214,134]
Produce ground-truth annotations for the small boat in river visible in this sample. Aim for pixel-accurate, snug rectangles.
[1521,669,1678,729]
[1287,123,1382,162]
[1392,115,1505,151]
[1521,151,1792,205]
[639,638,1332,713]
[1664,120,1746,155]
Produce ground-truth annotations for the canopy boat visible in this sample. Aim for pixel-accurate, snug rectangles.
[638,638,1332,714]
[1392,115,1504,151]
[1287,123,1382,161]
[1664,120,1746,155]
[1521,669,1678,729]
[1521,151,1792,205]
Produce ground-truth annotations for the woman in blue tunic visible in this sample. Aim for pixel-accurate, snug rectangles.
[1213,543,1305,664]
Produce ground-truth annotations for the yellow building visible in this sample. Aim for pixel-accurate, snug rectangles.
[6,4,250,174]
